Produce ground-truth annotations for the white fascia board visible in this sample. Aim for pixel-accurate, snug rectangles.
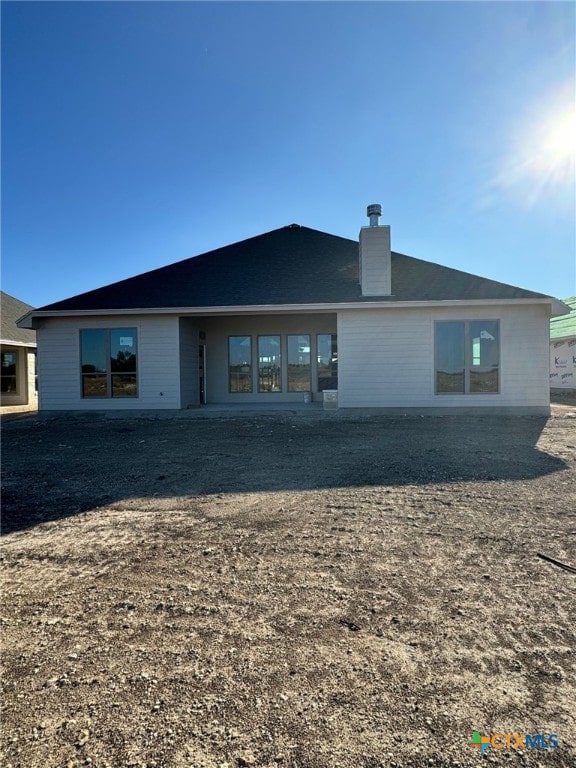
[0,338,37,348]
[18,297,561,326]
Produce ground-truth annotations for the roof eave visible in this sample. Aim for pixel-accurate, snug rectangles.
[550,297,574,317]
[550,333,576,342]
[18,296,563,326]
[15,310,36,329]
[0,338,37,348]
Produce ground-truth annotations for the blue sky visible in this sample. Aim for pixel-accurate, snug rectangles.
[2,0,575,308]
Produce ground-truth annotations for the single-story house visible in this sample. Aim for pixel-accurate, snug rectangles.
[550,296,576,394]
[18,205,570,414]
[1,291,37,408]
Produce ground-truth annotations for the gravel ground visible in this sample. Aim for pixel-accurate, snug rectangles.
[1,410,575,768]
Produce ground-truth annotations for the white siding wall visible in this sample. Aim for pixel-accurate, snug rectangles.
[179,317,200,408]
[34,304,552,411]
[37,315,181,410]
[338,304,550,409]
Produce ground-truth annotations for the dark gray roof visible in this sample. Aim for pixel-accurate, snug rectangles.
[1,292,36,345]
[36,225,550,312]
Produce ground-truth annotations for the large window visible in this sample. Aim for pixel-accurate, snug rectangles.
[80,328,138,398]
[317,334,338,391]
[435,322,465,393]
[435,320,499,394]
[1,351,18,393]
[258,335,281,392]
[229,336,252,392]
[287,335,311,392]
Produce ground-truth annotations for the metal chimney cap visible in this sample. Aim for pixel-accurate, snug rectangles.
[367,203,382,226]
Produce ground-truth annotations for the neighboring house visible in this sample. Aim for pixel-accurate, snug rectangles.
[18,205,570,414]
[550,296,576,393]
[1,291,37,407]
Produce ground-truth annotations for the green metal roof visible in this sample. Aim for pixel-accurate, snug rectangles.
[550,297,576,339]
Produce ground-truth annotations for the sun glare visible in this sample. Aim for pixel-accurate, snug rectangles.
[491,94,576,207]
[526,104,576,186]
[542,109,576,166]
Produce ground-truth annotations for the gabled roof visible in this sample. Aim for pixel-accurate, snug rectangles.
[1,291,36,345]
[550,297,576,339]
[34,225,550,313]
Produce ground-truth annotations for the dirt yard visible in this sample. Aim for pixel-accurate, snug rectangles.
[1,410,575,768]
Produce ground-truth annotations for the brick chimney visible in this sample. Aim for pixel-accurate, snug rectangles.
[359,203,391,296]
